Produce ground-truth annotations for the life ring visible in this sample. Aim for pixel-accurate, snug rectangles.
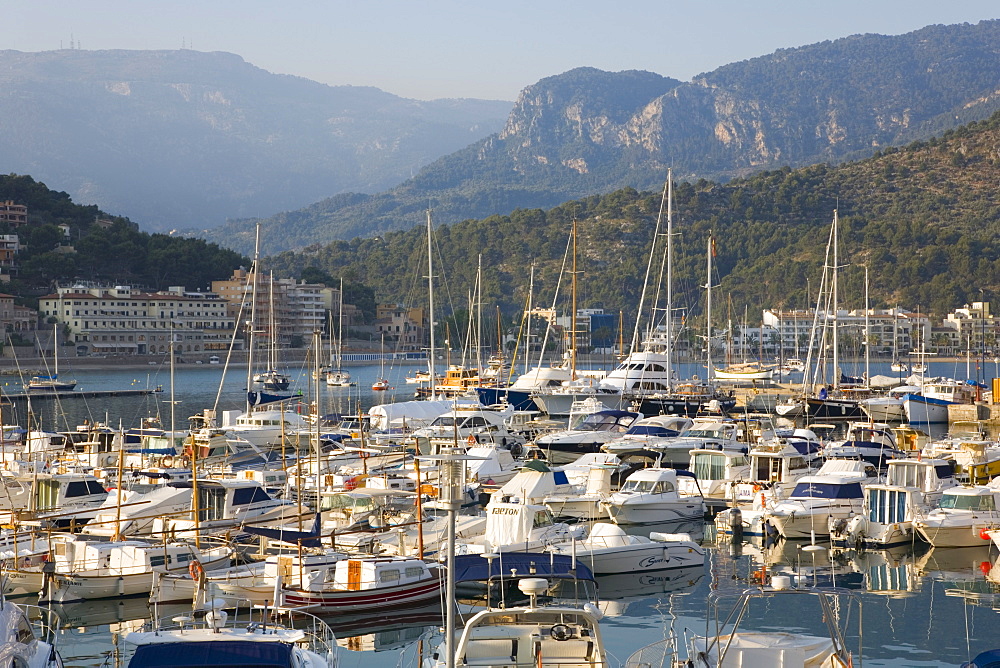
[467,434,477,445]
[161,455,174,468]
[189,560,205,581]
[752,483,761,493]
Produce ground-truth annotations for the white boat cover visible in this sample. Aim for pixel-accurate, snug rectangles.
[367,400,454,430]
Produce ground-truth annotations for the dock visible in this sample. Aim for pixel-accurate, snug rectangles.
[0,387,163,402]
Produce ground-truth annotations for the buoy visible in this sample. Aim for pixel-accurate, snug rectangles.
[980,527,992,541]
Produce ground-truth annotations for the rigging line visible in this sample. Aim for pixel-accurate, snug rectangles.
[631,169,670,354]
[530,229,573,375]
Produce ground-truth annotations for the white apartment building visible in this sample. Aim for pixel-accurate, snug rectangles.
[38,285,237,356]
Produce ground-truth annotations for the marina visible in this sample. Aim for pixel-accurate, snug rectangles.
[0,359,996,667]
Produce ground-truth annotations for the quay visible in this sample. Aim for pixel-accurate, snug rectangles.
[0,387,163,402]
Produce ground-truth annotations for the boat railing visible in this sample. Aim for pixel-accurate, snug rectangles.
[18,603,62,648]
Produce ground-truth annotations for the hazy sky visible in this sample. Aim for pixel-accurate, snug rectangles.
[5,1,998,100]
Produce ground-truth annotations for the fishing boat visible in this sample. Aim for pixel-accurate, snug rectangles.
[903,378,976,423]
[37,535,234,603]
[279,555,444,612]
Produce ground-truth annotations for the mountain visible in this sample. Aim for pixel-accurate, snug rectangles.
[0,49,511,231]
[266,109,1000,320]
[217,19,1000,254]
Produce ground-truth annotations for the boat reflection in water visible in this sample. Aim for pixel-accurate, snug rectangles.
[594,566,705,617]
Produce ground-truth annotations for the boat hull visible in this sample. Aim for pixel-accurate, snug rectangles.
[281,574,443,612]
[903,394,952,424]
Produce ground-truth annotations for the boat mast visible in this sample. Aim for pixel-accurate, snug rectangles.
[524,263,534,375]
[864,265,870,385]
[705,234,714,383]
[426,210,437,399]
[246,224,260,413]
[665,173,674,391]
[338,277,345,371]
[832,209,840,393]
[477,255,483,375]
[630,168,671,355]
[570,218,578,381]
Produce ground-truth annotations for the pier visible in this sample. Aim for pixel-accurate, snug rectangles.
[0,387,163,402]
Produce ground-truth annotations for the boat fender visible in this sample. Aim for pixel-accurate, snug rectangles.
[847,515,868,544]
[980,527,992,541]
[509,443,523,459]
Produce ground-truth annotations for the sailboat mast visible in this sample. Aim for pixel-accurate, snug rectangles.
[864,265,870,384]
[631,169,670,355]
[476,255,483,374]
[338,277,345,370]
[665,173,674,391]
[426,210,437,399]
[524,264,534,375]
[832,210,840,392]
[706,234,713,383]
[246,224,261,412]
[571,218,577,381]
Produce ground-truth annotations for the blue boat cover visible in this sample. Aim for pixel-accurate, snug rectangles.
[452,552,594,583]
[247,391,296,407]
[963,649,1000,668]
[242,513,323,547]
[129,640,293,667]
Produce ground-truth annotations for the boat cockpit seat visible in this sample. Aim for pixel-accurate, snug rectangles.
[463,638,518,666]
[536,638,595,667]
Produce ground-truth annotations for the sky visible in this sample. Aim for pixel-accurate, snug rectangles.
[4,1,999,101]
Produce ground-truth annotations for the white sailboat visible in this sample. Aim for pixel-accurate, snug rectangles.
[326,277,355,386]
[372,332,389,391]
[26,324,77,392]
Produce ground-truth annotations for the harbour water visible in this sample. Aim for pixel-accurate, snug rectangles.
[8,358,1000,666]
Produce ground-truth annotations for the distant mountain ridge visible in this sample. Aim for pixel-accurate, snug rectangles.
[211,19,1000,254]
[0,49,512,231]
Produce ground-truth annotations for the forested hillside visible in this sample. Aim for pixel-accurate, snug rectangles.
[0,175,247,303]
[216,19,1000,254]
[267,111,1000,321]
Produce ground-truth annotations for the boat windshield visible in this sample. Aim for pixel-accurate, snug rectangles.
[625,425,676,437]
[685,429,722,438]
[621,479,674,494]
[939,493,997,511]
[575,413,633,433]
[790,482,864,499]
[430,416,459,427]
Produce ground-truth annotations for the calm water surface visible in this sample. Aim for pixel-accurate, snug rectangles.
[8,359,1000,666]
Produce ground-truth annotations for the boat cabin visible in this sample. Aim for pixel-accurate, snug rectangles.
[52,536,199,575]
[34,473,108,513]
[332,556,434,592]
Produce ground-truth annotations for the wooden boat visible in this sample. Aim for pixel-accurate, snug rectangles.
[279,555,443,612]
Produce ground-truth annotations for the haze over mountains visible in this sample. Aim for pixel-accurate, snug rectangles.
[207,19,1000,254]
[0,49,512,231]
[3,19,1000,257]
